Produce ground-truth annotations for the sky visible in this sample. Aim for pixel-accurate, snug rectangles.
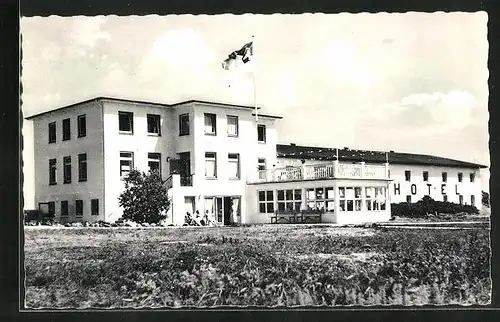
[20,13,490,206]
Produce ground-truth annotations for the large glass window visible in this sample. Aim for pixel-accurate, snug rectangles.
[205,152,217,178]
[442,172,448,182]
[61,201,68,217]
[365,187,387,211]
[339,187,363,212]
[470,172,475,182]
[458,172,463,183]
[91,199,99,216]
[277,189,302,212]
[306,187,334,212]
[258,190,274,214]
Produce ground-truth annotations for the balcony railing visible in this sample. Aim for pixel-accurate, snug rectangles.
[249,162,388,183]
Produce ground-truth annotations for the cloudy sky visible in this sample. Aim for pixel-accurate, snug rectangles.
[20,13,490,205]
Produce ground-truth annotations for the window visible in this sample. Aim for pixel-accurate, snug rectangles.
[258,158,266,171]
[61,201,68,217]
[91,199,99,216]
[366,187,387,211]
[443,195,448,202]
[228,153,240,179]
[204,113,217,135]
[179,113,190,136]
[258,190,274,214]
[227,115,239,137]
[470,172,475,182]
[78,153,87,182]
[205,152,217,178]
[76,200,83,217]
[77,114,86,138]
[257,124,266,143]
[48,201,55,215]
[63,156,71,184]
[442,172,447,182]
[339,187,363,212]
[459,195,464,205]
[48,122,56,143]
[458,172,463,183]
[148,153,161,175]
[120,152,134,177]
[147,114,161,135]
[471,195,476,206]
[406,195,412,204]
[49,159,57,185]
[306,187,334,212]
[405,170,411,181]
[423,171,429,182]
[277,189,302,212]
[62,118,71,141]
[118,111,134,133]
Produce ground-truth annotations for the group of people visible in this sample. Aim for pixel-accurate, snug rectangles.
[184,210,218,226]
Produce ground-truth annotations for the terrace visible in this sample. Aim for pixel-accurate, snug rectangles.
[248,161,390,184]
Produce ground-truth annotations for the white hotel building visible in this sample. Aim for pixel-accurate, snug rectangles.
[26,97,487,225]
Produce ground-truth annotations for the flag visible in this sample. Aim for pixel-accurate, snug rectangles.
[222,41,253,70]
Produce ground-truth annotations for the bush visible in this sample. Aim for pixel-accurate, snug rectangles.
[118,169,170,224]
[391,196,479,218]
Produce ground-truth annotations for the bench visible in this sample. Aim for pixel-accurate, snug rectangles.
[271,209,324,224]
[301,209,323,223]
[271,211,301,224]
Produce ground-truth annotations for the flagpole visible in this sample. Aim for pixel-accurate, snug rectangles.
[252,35,258,122]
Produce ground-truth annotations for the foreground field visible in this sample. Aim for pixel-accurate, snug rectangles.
[24,225,491,308]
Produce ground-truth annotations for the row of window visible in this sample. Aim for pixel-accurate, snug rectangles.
[46,199,99,217]
[119,152,162,177]
[49,154,87,185]
[258,186,388,214]
[48,115,86,143]
[119,112,162,135]
[405,170,475,183]
[405,194,476,206]
[119,111,268,142]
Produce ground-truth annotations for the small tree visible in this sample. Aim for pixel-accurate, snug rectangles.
[482,191,490,207]
[118,169,170,224]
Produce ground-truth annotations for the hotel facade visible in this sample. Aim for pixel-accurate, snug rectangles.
[26,97,487,225]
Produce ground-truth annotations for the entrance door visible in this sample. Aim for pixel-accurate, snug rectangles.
[223,197,232,225]
[215,197,224,224]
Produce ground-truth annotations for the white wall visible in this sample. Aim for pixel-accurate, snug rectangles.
[167,103,278,224]
[32,100,105,222]
[102,100,176,222]
[388,164,482,209]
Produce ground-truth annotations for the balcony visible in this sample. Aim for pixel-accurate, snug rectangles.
[250,162,389,184]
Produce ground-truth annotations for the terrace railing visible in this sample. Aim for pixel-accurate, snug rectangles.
[249,161,389,183]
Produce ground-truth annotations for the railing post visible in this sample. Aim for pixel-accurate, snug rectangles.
[301,163,307,180]
[333,160,339,178]
[385,162,390,179]
[360,162,365,178]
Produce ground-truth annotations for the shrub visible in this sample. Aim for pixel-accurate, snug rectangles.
[391,196,478,218]
[118,169,170,224]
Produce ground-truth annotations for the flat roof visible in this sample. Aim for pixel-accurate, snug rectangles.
[277,143,488,169]
[25,96,264,120]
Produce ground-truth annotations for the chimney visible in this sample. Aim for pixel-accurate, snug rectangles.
[390,150,395,153]
[290,143,296,146]
[343,147,349,150]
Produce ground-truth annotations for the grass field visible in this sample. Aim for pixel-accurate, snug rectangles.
[24,225,491,308]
